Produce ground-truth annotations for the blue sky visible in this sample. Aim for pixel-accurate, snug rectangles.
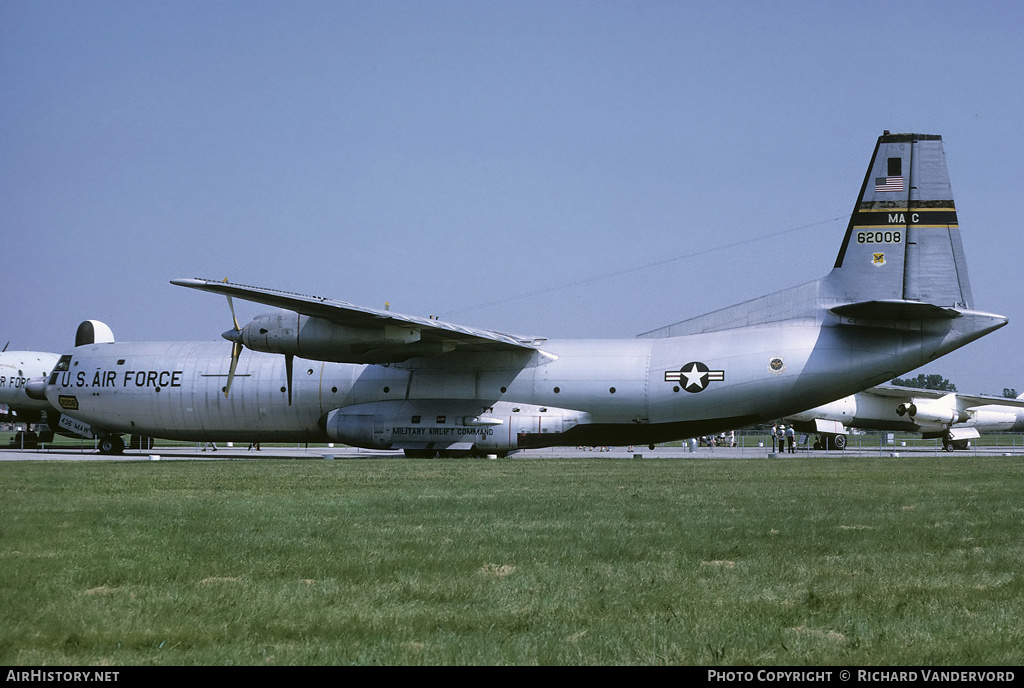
[4,0,1022,393]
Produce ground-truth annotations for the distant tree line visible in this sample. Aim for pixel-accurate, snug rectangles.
[892,373,957,392]
[891,375,1020,398]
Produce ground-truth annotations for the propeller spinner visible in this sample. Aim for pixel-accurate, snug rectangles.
[219,279,293,405]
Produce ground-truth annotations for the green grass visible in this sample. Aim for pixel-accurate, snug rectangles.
[1,457,1022,665]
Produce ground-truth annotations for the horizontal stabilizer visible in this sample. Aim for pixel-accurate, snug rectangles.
[831,300,961,321]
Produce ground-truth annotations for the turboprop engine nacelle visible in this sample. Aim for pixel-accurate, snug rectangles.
[896,400,969,426]
[232,312,454,363]
[323,400,591,452]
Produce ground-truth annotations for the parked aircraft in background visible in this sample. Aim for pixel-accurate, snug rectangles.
[786,385,1024,451]
[0,347,61,420]
[0,347,60,444]
[41,133,1008,455]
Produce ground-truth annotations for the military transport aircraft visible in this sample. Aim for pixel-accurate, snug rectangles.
[0,347,60,441]
[786,385,1024,451]
[39,133,1009,455]
[7,324,114,445]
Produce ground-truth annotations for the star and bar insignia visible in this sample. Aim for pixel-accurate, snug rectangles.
[665,361,725,393]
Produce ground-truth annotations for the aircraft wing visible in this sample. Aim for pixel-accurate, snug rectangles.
[867,385,1024,411]
[171,278,547,354]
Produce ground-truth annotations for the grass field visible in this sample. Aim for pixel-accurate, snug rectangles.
[1,456,1022,665]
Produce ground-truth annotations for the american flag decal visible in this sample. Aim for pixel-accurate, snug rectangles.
[875,176,904,192]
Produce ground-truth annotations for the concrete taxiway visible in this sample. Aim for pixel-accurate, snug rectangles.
[2,442,1023,461]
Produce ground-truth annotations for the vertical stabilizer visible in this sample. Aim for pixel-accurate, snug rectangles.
[826,133,973,309]
[640,132,985,339]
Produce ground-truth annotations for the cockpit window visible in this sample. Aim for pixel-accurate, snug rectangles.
[53,355,73,372]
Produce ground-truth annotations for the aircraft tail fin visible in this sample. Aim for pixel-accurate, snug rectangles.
[640,132,977,338]
[823,132,972,309]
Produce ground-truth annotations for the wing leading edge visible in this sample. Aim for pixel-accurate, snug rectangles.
[171,278,547,357]
[868,384,1024,412]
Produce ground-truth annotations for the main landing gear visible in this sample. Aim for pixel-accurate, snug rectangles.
[812,433,847,450]
[942,435,969,452]
[98,435,125,455]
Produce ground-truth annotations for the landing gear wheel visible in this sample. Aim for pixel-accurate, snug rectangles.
[99,435,125,455]
[943,437,954,452]
[815,434,847,450]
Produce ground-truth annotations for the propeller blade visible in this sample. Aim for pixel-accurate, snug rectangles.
[285,353,293,406]
[224,277,240,332]
[222,278,243,399]
[225,341,242,398]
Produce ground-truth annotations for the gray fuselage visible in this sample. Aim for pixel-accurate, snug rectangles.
[48,308,1001,448]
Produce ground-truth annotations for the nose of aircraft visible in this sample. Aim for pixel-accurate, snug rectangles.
[25,378,48,400]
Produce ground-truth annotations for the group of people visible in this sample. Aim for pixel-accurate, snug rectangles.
[200,441,261,451]
[699,430,737,448]
[770,423,796,453]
